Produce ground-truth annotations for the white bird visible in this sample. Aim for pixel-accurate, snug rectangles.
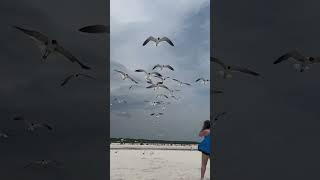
[14,26,91,69]
[150,112,164,118]
[146,84,171,92]
[60,73,95,86]
[135,69,162,81]
[195,78,210,84]
[0,131,8,138]
[144,100,163,107]
[211,57,260,78]
[274,49,320,72]
[172,79,191,86]
[156,94,169,99]
[24,160,62,168]
[78,25,109,34]
[114,69,138,84]
[152,64,174,71]
[142,36,174,46]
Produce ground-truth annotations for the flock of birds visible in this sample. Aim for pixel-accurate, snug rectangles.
[112,36,212,121]
[0,24,108,169]
[210,49,320,133]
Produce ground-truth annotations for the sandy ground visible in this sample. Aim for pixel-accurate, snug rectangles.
[110,144,210,180]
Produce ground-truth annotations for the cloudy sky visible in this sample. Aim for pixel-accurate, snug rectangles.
[110,0,210,142]
[213,0,320,179]
[0,0,108,179]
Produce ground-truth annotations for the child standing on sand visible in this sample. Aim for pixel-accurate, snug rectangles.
[198,120,211,180]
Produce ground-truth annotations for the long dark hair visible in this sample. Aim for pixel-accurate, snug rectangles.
[202,120,211,131]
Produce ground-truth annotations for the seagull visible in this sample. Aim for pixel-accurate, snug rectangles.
[113,98,127,104]
[152,64,174,71]
[144,100,163,106]
[24,160,62,168]
[114,69,138,84]
[170,95,181,100]
[213,112,227,122]
[0,131,8,138]
[142,36,174,46]
[129,84,142,90]
[213,89,223,94]
[172,79,191,86]
[146,84,171,92]
[195,78,210,84]
[211,57,260,78]
[13,26,91,70]
[13,117,53,132]
[274,49,320,72]
[156,94,169,99]
[60,73,95,86]
[135,69,162,81]
[78,25,109,34]
[150,113,164,118]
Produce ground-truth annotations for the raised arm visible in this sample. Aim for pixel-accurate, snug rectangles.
[199,129,210,137]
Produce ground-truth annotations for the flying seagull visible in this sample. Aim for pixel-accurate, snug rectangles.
[114,69,138,84]
[13,117,53,132]
[13,26,91,70]
[144,100,163,106]
[129,84,142,90]
[150,112,164,118]
[24,160,62,168]
[60,73,95,86]
[172,79,191,86]
[78,25,109,34]
[274,49,320,72]
[211,57,260,78]
[213,112,227,122]
[156,94,169,99]
[135,69,162,81]
[146,84,171,92]
[0,131,8,138]
[195,78,210,84]
[143,36,174,46]
[152,64,174,71]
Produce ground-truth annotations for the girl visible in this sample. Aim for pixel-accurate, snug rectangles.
[198,120,211,179]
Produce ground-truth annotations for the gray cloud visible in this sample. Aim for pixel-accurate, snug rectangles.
[110,0,210,141]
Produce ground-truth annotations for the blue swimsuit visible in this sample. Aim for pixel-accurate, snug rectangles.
[198,133,211,155]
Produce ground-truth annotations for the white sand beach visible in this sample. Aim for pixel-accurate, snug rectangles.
[110,143,210,180]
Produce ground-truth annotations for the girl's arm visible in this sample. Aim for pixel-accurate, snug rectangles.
[199,129,210,137]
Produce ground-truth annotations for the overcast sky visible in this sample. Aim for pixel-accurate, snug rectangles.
[0,0,108,179]
[110,0,210,142]
[213,0,320,179]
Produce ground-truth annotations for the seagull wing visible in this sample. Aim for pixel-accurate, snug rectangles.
[183,82,192,86]
[159,37,174,46]
[211,57,227,69]
[310,57,320,64]
[274,50,307,64]
[79,25,109,34]
[78,73,96,80]
[151,72,162,77]
[135,69,148,75]
[146,84,157,89]
[114,69,126,77]
[61,74,75,86]
[159,85,171,91]
[196,78,205,82]
[13,26,49,44]
[172,78,181,83]
[164,65,174,71]
[127,75,139,84]
[55,45,91,69]
[143,36,157,46]
[230,66,260,76]
[152,64,161,70]
[42,123,53,130]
